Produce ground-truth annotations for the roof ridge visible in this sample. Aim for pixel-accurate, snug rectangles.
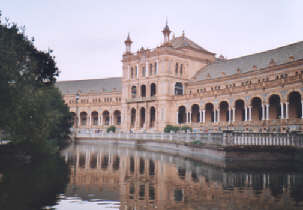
[171,35,214,54]
[193,40,303,81]
[223,40,303,63]
[57,77,122,83]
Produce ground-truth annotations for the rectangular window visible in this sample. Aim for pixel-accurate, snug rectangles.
[142,67,146,77]
[154,62,157,75]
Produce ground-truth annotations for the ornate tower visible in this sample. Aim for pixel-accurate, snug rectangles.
[124,33,133,54]
[162,21,171,44]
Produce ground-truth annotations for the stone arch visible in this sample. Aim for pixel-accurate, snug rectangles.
[130,108,136,128]
[232,98,246,107]
[150,107,156,128]
[269,94,281,119]
[235,99,245,121]
[219,101,229,122]
[178,106,186,124]
[141,85,146,97]
[288,91,302,119]
[150,83,156,97]
[140,107,146,128]
[113,110,121,125]
[102,110,110,125]
[80,112,87,126]
[205,103,214,123]
[91,111,99,126]
[266,92,282,104]
[191,104,200,123]
[251,97,262,121]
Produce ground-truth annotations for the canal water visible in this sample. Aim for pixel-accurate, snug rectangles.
[1,141,303,210]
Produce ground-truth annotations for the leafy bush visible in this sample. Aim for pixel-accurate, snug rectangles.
[107,126,116,133]
[181,126,192,132]
[164,125,180,133]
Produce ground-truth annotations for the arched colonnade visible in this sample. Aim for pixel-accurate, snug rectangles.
[71,110,122,127]
[130,106,157,129]
[176,91,303,124]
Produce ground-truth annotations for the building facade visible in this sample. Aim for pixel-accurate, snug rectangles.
[57,23,303,133]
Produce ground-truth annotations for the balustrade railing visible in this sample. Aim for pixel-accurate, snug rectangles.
[223,132,303,147]
[75,129,303,148]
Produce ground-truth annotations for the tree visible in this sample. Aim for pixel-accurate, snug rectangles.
[0,12,72,157]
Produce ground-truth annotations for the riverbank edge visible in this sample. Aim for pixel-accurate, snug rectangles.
[76,137,303,167]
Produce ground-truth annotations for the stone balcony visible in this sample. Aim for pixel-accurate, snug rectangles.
[126,96,157,103]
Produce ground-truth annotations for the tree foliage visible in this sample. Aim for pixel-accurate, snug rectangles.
[0,12,72,157]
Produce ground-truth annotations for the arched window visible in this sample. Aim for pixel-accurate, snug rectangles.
[175,63,178,75]
[205,103,214,123]
[141,85,146,97]
[251,97,262,121]
[150,83,156,97]
[113,110,121,125]
[175,82,183,95]
[178,106,186,124]
[80,112,87,126]
[102,111,110,125]
[150,107,156,128]
[235,100,245,121]
[131,86,136,98]
[288,92,302,118]
[269,95,281,119]
[91,111,98,125]
[219,101,229,122]
[191,104,200,123]
[140,107,145,128]
[154,62,157,75]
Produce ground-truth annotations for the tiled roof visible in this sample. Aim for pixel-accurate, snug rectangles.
[171,36,214,54]
[193,41,303,81]
[56,77,122,94]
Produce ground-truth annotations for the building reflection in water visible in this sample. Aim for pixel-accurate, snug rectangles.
[62,143,303,210]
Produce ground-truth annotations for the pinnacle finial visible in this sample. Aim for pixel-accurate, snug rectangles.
[124,32,133,54]
[162,19,171,45]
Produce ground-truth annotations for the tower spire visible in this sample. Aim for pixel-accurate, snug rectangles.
[124,33,133,54]
[162,19,171,44]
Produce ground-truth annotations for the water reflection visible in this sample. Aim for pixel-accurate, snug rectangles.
[0,156,69,210]
[61,142,303,210]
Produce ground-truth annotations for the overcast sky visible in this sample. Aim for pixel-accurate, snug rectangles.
[2,0,303,81]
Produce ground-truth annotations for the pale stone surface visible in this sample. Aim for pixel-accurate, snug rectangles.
[57,24,303,133]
